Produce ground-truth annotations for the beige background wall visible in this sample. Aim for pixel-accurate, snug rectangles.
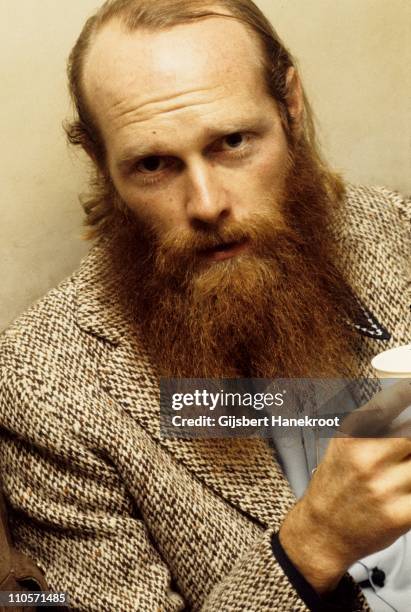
[1,0,410,330]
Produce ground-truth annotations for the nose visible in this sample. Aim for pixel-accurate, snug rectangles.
[185,160,231,228]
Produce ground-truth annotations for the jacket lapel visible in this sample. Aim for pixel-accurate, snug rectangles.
[332,186,411,380]
[100,336,295,527]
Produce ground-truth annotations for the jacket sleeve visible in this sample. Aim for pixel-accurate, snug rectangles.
[0,366,186,611]
[0,366,369,612]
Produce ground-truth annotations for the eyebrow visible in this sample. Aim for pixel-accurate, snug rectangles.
[115,117,270,172]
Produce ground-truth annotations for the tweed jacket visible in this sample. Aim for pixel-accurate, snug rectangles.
[0,185,410,612]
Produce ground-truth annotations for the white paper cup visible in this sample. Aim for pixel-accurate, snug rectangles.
[371,345,411,430]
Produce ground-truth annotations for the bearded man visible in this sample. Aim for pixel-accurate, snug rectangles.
[1,1,410,611]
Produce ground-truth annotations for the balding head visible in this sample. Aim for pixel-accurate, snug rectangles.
[66,0,299,168]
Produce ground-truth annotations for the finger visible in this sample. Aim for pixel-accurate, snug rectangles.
[387,420,411,438]
[332,434,411,463]
[388,495,411,530]
[340,379,411,436]
[371,458,411,495]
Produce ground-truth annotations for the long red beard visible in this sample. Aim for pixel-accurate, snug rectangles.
[105,140,358,378]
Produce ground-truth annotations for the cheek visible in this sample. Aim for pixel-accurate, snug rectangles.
[116,183,182,235]
[256,138,290,190]
[240,146,289,206]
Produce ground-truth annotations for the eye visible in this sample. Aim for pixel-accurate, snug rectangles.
[206,131,253,162]
[212,132,253,158]
[136,155,167,174]
[223,132,245,149]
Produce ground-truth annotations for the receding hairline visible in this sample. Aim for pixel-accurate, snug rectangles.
[81,9,268,91]
[79,10,272,148]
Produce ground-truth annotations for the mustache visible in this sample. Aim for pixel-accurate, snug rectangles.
[158,224,251,254]
[155,209,298,255]
[150,209,303,287]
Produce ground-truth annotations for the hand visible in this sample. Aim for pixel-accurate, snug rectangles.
[279,380,411,593]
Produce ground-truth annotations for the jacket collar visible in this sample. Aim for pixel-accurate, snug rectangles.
[75,238,395,350]
[75,243,125,345]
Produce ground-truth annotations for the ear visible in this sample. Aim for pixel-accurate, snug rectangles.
[81,137,106,174]
[285,67,304,131]
[81,137,99,165]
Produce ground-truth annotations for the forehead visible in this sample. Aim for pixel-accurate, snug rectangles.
[83,16,271,156]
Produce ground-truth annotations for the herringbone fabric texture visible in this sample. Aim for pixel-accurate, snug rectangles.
[0,185,409,611]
